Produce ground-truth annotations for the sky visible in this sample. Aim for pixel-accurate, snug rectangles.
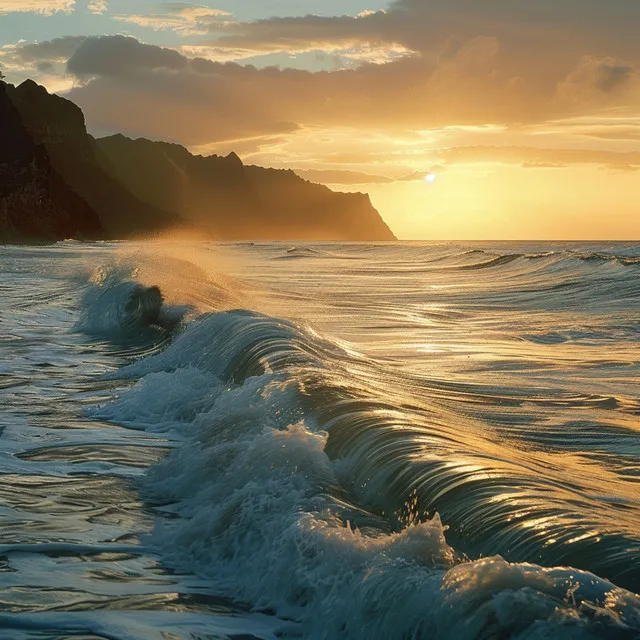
[1,0,639,240]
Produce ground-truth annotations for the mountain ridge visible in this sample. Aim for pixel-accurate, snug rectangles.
[0,79,396,242]
[97,133,396,241]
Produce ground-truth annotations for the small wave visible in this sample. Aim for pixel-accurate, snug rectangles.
[442,250,639,272]
[432,249,639,272]
[454,254,521,270]
[281,246,326,259]
[459,249,488,257]
[273,246,358,261]
[525,251,556,259]
[287,246,322,255]
[570,252,640,266]
[522,328,630,344]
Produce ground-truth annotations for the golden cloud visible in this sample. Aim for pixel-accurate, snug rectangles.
[0,0,74,13]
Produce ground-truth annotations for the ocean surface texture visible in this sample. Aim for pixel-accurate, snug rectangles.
[1,241,639,640]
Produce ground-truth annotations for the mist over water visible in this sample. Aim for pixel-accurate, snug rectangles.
[1,240,639,639]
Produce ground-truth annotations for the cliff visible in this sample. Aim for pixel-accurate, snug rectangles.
[5,80,180,237]
[96,135,396,241]
[95,136,266,240]
[0,81,103,242]
[244,165,396,241]
[1,78,396,242]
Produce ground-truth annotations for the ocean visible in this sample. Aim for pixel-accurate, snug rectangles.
[1,240,639,640]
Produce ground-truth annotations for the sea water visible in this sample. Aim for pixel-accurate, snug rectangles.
[0,240,639,639]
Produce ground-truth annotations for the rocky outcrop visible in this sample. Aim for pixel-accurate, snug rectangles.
[0,81,103,242]
[97,136,397,241]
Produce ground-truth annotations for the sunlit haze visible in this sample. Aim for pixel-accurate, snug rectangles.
[2,0,639,239]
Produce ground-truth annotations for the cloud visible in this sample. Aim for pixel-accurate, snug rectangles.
[521,161,567,169]
[63,36,305,144]
[179,41,412,66]
[51,29,640,153]
[555,56,638,109]
[57,35,543,148]
[7,0,638,162]
[168,8,413,64]
[439,146,640,169]
[196,0,640,68]
[10,36,87,64]
[67,35,189,76]
[0,36,86,78]
[87,0,107,14]
[581,126,640,141]
[205,10,396,57]
[395,166,447,181]
[294,169,395,185]
[606,163,639,173]
[115,4,232,37]
[595,62,634,93]
[0,0,74,13]
[53,0,640,144]
[191,133,295,158]
[187,0,640,110]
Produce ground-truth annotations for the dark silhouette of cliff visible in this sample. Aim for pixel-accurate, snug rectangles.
[96,135,396,241]
[1,78,396,242]
[243,165,395,241]
[0,81,103,241]
[5,80,180,238]
[95,136,266,240]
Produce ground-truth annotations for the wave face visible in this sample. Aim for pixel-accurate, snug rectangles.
[2,241,640,639]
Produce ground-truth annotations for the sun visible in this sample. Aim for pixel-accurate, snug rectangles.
[425,173,437,183]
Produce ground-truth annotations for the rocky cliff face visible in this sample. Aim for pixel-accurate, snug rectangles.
[96,135,396,241]
[0,81,103,242]
[6,80,180,238]
[2,78,396,242]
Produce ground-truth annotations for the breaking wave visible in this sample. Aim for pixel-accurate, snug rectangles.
[83,250,640,639]
[76,265,191,338]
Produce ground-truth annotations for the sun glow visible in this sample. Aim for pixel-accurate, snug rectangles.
[333,163,640,240]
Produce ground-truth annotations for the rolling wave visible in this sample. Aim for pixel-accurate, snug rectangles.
[272,246,359,261]
[85,269,640,638]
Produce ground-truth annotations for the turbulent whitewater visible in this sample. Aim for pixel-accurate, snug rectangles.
[1,241,639,640]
